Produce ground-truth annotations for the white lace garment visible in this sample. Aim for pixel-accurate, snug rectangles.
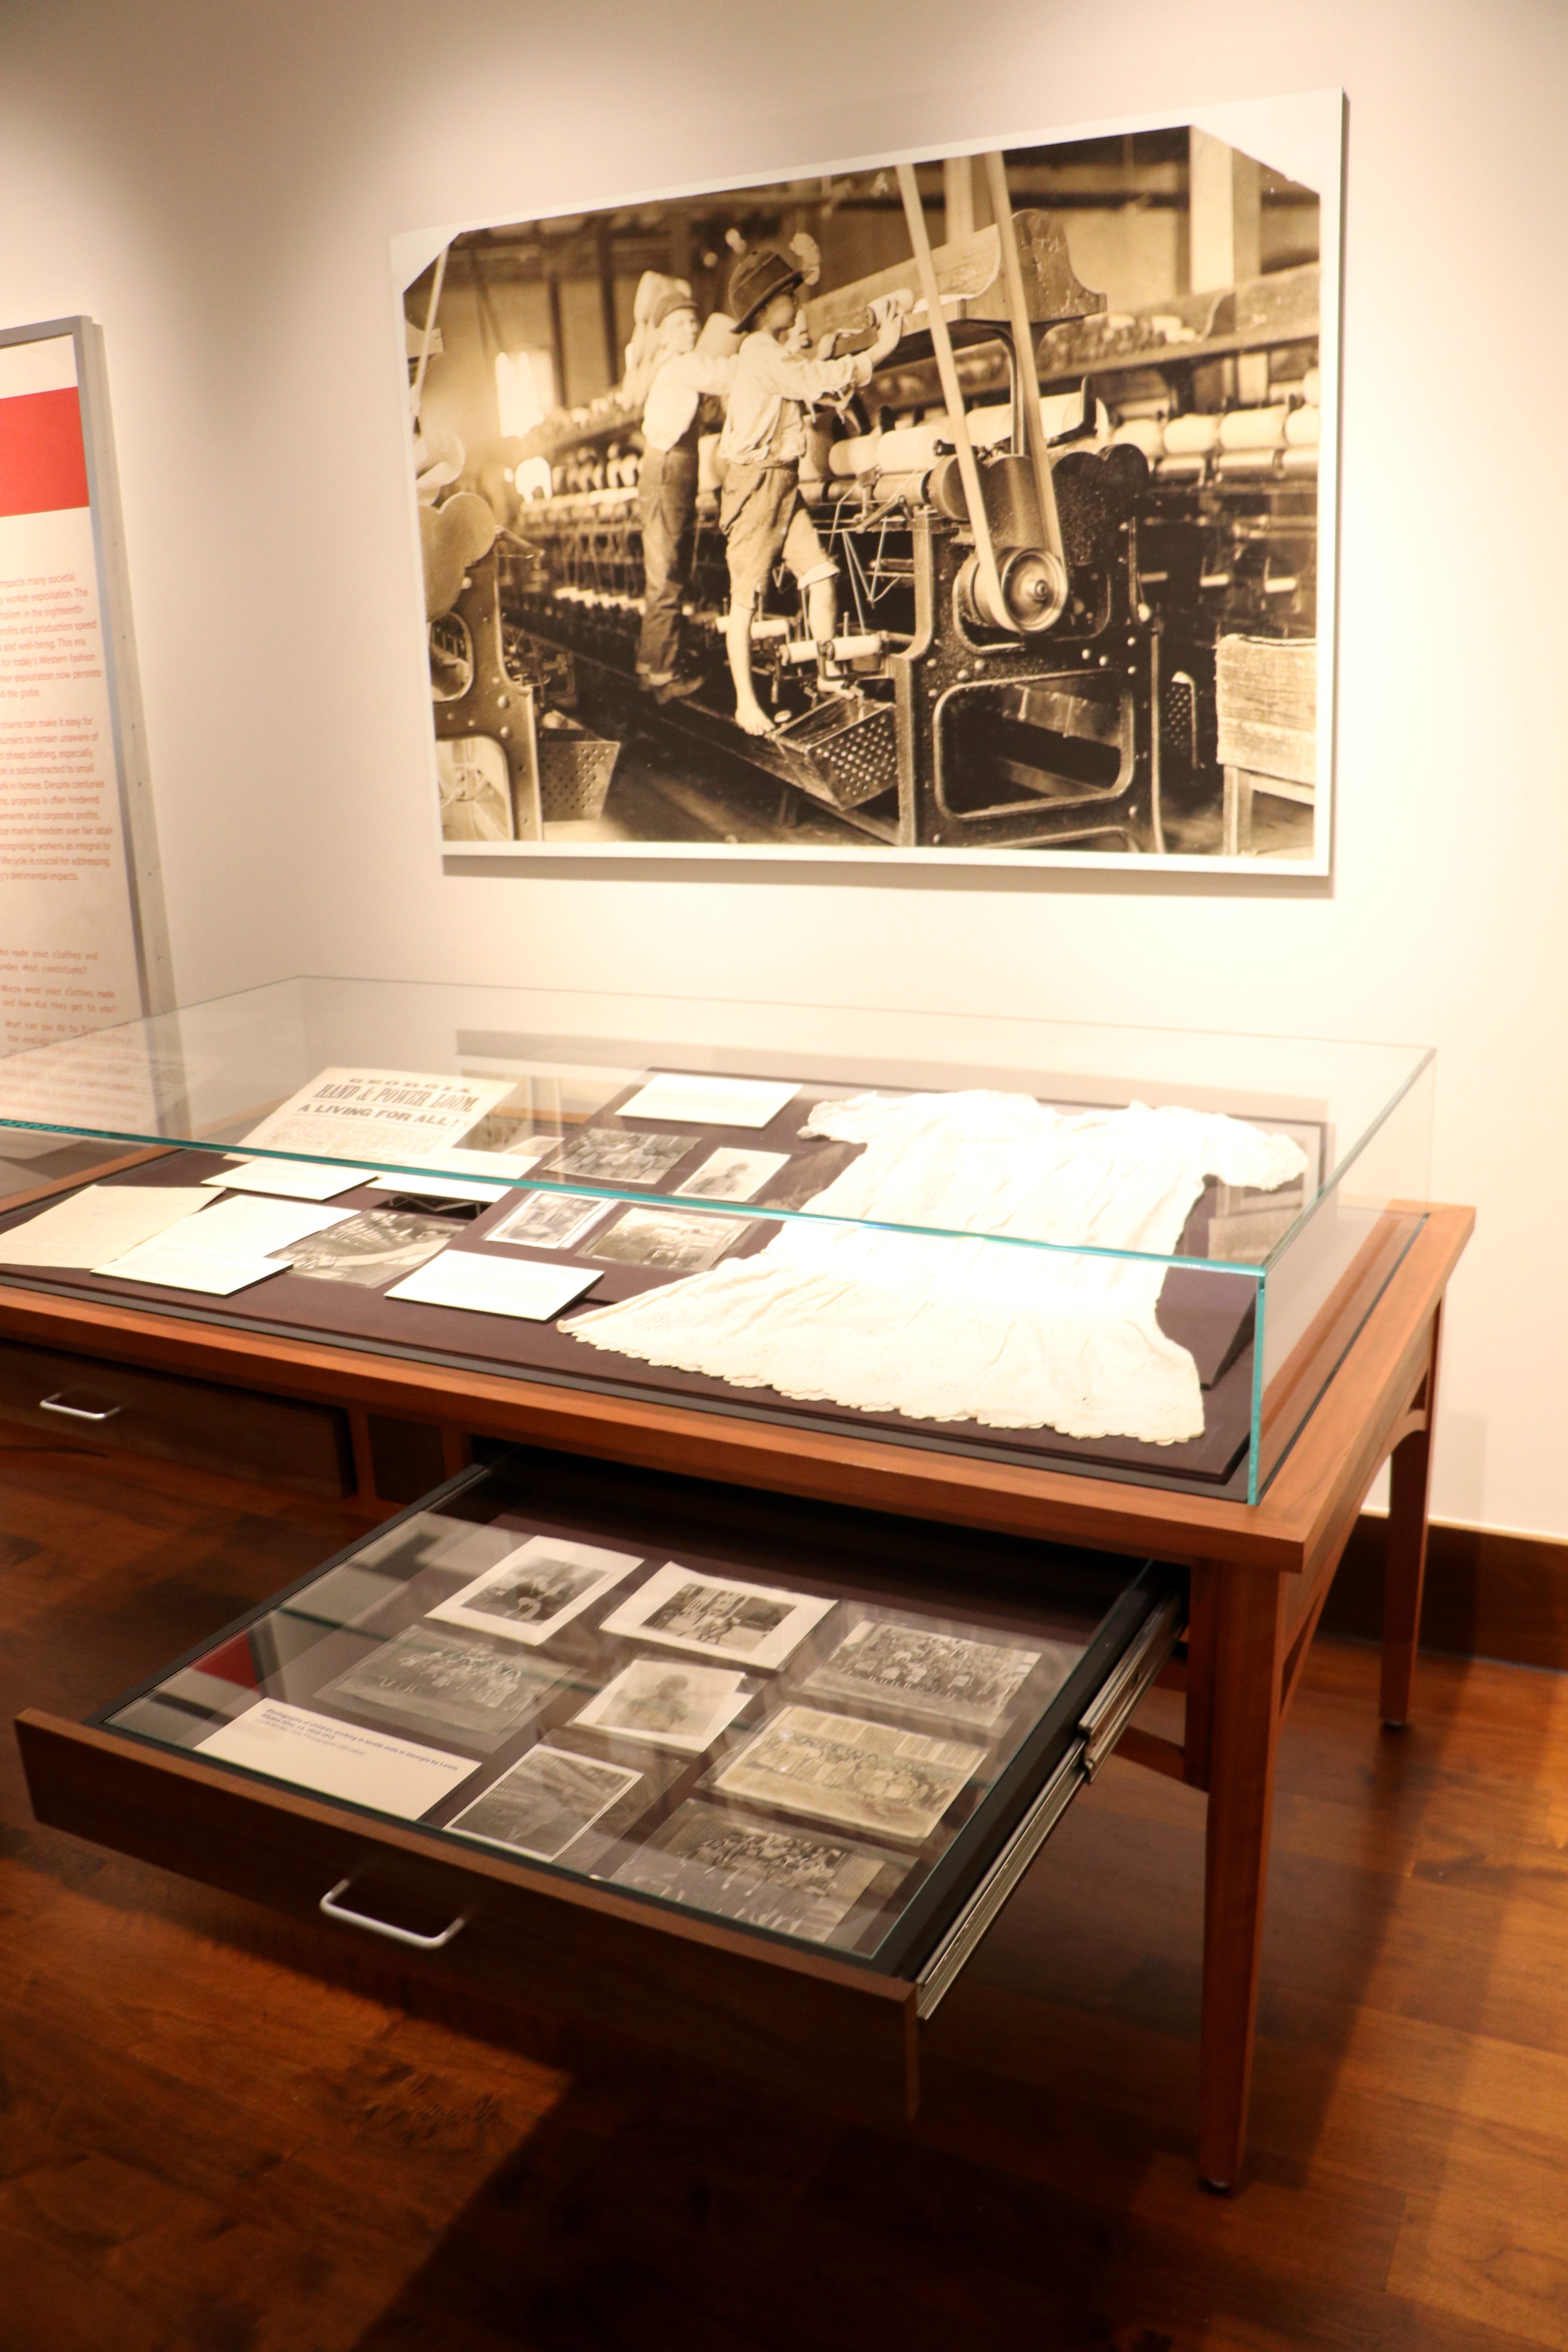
[564,1092,1307,1444]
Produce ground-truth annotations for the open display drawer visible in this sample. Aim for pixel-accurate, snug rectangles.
[17,1446,1181,2128]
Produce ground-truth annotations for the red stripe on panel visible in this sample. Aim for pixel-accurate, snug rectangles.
[0,387,90,519]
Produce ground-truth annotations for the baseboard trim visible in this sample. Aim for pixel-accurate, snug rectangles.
[1323,1516,1568,1673]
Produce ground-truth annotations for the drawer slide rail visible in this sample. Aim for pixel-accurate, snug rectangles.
[915,1592,1185,2018]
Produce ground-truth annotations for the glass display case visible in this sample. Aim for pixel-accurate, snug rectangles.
[0,976,1434,1503]
[20,1446,1181,2118]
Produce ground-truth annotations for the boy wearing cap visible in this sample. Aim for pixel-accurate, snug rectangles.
[635,292,739,700]
[718,248,907,735]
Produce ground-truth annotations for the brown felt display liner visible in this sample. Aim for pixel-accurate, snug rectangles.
[0,1083,1261,1488]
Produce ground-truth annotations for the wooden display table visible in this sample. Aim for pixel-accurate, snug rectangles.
[3,1202,1472,2190]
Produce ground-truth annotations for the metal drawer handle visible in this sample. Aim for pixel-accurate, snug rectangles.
[40,1392,123,1424]
[319,1877,469,1951]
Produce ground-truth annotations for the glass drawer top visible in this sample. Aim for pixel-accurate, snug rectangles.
[99,1449,1173,1976]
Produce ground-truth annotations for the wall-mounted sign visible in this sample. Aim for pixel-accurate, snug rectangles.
[0,316,170,1056]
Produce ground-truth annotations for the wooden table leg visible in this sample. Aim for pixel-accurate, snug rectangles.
[1198,1561,1287,2191]
[1380,1305,1443,1729]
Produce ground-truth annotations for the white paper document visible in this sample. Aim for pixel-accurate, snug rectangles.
[163,1195,358,1255]
[386,1249,598,1321]
[197,1697,477,1817]
[368,1173,513,1205]
[240,1067,517,1164]
[207,1158,380,1201]
[617,1072,798,1129]
[93,1242,285,1295]
[0,1182,216,1269]
[429,1531,641,1644]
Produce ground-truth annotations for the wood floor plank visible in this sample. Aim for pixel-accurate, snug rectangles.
[1390,2181,1568,2350]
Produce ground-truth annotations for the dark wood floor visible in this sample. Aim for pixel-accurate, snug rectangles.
[2,1432,1566,2352]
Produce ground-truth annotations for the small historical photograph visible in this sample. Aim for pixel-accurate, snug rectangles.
[800,1614,1067,1733]
[586,1205,750,1273]
[321,1623,566,1751]
[572,1658,752,1752]
[609,1801,909,1945]
[429,1531,643,1646]
[675,1147,791,1203]
[600,1563,836,1670]
[714,1703,985,1842]
[487,1188,611,1252]
[274,1210,454,1289]
[453,1110,557,1159]
[448,1742,642,1861]
[544,1127,694,1186]
[398,94,1337,867]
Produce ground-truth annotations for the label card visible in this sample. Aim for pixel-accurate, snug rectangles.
[208,1159,380,1201]
[617,1073,798,1129]
[196,1697,477,1816]
[93,1243,285,1295]
[386,1249,597,1321]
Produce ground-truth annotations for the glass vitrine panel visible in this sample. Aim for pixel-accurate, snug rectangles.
[0,978,1434,1500]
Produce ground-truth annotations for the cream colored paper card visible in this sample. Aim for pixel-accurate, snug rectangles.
[160,1196,357,1256]
[207,1158,379,1201]
[387,1250,597,1321]
[618,1073,797,1129]
[93,1243,284,1295]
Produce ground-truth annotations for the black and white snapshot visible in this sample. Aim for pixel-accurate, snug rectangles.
[322,1624,565,1750]
[399,96,1337,866]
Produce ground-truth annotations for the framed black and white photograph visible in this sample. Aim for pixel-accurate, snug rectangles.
[394,92,1339,869]
[599,1563,836,1670]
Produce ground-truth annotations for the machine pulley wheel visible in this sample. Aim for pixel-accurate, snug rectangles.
[956,544,1068,636]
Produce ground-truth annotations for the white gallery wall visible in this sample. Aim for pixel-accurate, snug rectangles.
[0,0,1563,1537]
